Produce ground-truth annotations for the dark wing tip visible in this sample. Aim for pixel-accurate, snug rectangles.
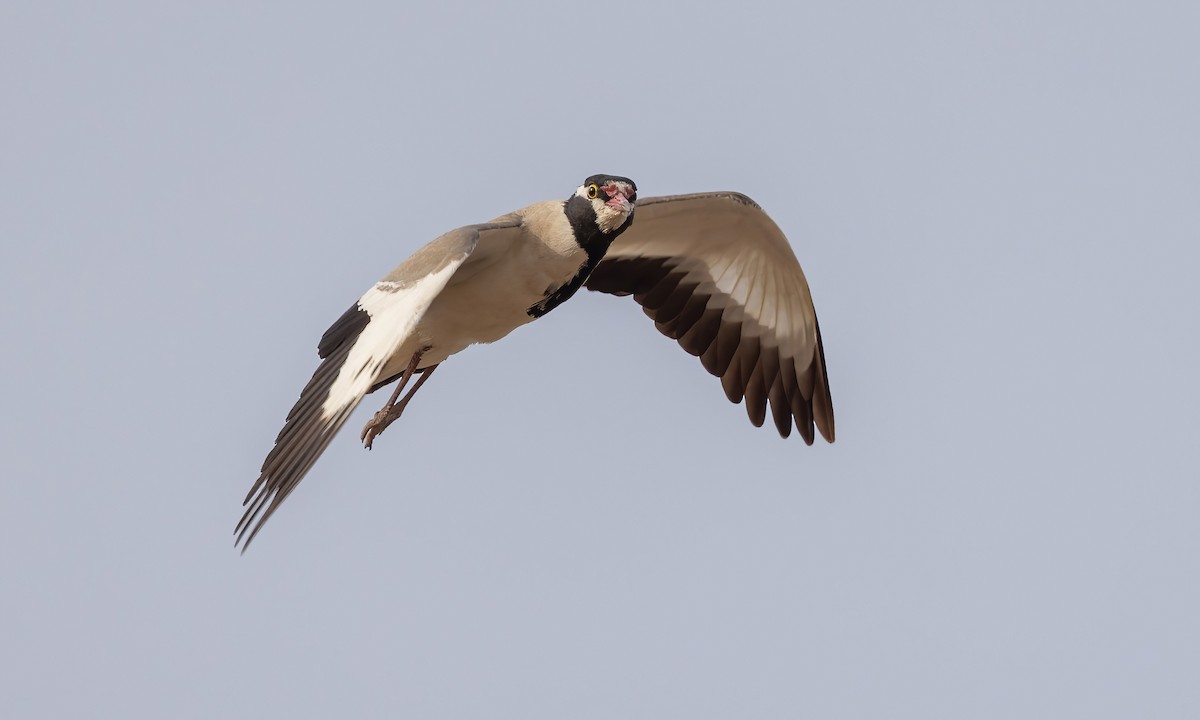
[812,316,835,443]
[589,254,836,443]
[237,340,361,552]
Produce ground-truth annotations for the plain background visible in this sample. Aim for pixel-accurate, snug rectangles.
[3,1,1197,717]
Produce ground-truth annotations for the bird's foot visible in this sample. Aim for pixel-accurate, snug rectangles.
[358,358,436,450]
[360,406,400,450]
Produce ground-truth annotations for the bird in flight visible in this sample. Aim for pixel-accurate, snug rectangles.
[237,174,834,550]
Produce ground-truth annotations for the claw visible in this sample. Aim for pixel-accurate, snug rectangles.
[358,359,438,451]
[361,407,395,450]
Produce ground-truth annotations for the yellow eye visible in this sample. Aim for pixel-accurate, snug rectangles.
[586,184,599,199]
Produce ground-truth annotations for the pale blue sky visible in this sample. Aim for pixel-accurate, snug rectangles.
[2,1,1197,718]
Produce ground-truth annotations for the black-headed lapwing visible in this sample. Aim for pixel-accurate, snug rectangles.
[237,175,834,549]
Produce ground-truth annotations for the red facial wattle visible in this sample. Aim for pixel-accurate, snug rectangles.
[602,182,634,210]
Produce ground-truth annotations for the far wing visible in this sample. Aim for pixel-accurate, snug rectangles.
[237,219,522,550]
[585,193,834,443]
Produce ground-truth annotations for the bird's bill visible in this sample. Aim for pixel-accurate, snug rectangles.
[602,181,636,211]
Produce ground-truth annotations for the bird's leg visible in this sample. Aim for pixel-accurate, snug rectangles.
[361,364,438,450]
[361,349,436,449]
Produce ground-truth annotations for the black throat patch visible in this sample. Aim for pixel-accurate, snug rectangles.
[527,196,634,318]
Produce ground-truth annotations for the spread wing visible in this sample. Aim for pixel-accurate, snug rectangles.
[237,219,522,551]
[585,192,834,443]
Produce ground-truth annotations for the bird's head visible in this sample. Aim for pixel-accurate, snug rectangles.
[572,174,638,234]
